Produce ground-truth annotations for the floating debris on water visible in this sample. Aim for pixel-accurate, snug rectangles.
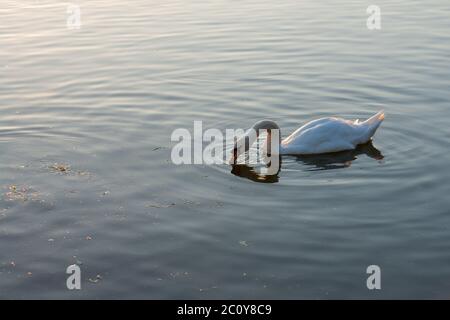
[88,274,102,283]
[76,170,92,178]
[50,163,70,173]
[4,185,40,202]
[169,271,189,279]
[45,161,93,179]
[239,240,249,247]
[183,199,200,206]
[145,201,175,209]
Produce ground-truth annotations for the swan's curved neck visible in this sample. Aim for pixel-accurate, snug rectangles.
[251,120,280,132]
[231,120,282,163]
[252,120,282,149]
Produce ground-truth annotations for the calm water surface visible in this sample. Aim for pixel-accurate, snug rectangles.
[1,0,450,298]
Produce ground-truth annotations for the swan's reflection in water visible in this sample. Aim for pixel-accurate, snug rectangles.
[230,141,383,183]
[294,140,384,171]
[231,156,282,183]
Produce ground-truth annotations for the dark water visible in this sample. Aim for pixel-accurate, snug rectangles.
[1,0,450,299]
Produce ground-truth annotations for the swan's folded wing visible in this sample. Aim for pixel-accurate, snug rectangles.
[282,118,359,154]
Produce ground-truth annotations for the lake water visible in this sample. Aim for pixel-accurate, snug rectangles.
[1,0,450,299]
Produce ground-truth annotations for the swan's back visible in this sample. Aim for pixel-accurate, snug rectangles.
[280,111,384,155]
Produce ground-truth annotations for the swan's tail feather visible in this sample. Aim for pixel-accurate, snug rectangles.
[365,110,385,124]
[362,110,385,141]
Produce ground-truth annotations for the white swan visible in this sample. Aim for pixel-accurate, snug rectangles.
[231,111,385,160]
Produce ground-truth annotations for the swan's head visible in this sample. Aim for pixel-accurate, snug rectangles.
[230,120,281,164]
